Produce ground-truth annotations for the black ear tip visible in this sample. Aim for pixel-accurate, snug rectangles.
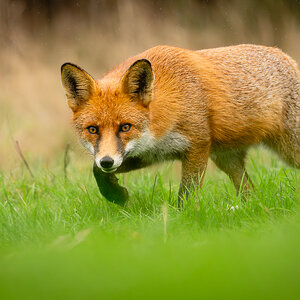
[61,62,82,73]
[131,59,152,69]
[61,62,71,73]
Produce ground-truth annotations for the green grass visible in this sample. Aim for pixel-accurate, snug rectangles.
[0,149,299,299]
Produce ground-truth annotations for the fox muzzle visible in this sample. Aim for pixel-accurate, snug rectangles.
[95,154,123,173]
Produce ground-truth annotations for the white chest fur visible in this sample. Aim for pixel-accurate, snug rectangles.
[125,129,190,162]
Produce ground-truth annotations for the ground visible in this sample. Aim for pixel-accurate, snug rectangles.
[0,148,299,300]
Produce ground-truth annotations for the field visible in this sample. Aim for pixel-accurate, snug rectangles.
[1,0,300,299]
[0,148,299,299]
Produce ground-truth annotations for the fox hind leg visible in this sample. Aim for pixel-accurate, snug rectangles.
[210,149,254,194]
[264,132,300,169]
[265,93,300,168]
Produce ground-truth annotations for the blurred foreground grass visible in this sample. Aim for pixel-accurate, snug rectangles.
[0,149,299,299]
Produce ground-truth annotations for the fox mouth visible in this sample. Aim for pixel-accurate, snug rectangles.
[100,166,118,173]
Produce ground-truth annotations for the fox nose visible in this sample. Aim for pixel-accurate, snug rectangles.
[100,156,114,169]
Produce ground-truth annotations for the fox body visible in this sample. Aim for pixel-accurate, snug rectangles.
[61,44,300,205]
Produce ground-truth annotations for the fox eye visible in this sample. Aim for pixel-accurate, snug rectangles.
[120,123,131,132]
[87,126,98,134]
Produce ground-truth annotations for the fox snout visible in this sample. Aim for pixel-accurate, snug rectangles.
[95,154,123,173]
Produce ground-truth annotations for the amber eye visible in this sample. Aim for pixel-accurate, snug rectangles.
[87,126,98,134]
[120,123,131,132]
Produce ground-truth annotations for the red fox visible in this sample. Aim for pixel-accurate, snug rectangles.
[61,44,300,206]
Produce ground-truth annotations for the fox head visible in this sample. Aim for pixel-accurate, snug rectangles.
[61,59,154,173]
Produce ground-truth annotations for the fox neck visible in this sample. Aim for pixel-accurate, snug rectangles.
[125,129,190,163]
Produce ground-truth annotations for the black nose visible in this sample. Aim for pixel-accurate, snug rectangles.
[100,156,114,169]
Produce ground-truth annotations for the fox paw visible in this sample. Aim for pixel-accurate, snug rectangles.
[93,164,129,206]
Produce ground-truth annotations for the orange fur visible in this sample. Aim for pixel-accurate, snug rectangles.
[61,44,300,206]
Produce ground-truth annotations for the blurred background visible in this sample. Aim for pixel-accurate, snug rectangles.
[1,0,300,170]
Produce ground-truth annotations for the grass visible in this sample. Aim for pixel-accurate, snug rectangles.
[0,149,299,299]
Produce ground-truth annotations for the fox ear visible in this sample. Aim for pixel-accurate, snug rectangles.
[121,59,154,106]
[61,63,96,111]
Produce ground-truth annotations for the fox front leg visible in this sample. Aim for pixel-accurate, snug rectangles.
[93,163,129,206]
[93,157,150,206]
[178,145,210,207]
